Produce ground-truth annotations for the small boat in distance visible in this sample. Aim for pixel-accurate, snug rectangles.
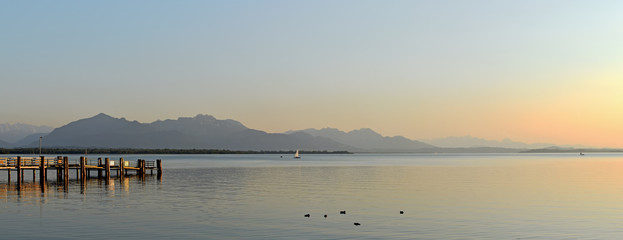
[580,152,585,156]
[294,149,301,159]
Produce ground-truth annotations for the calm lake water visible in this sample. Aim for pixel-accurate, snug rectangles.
[2,153,623,239]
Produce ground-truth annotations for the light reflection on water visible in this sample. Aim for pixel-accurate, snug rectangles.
[1,153,623,239]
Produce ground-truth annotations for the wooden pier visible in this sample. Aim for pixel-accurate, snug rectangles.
[0,156,162,188]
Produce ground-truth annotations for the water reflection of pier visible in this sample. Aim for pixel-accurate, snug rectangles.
[0,174,159,201]
[0,156,163,193]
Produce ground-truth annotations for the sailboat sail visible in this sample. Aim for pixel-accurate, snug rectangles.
[294,149,300,158]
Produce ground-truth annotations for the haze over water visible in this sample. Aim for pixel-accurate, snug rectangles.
[2,153,623,239]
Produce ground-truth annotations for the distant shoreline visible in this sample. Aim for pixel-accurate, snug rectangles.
[2,147,623,155]
[520,148,623,153]
[0,148,351,155]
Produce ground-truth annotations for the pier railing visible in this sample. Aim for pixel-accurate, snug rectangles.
[0,157,154,168]
[0,156,163,194]
[0,157,63,167]
[1,156,162,187]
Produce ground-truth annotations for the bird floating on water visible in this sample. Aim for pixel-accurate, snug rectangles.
[304,214,310,218]
[354,222,361,226]
[340,210,346,214]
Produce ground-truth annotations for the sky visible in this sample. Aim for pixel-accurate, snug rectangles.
[1,0,622,147]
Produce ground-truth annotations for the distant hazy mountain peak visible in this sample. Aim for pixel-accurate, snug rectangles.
[190,114,217,122]
[307,127,344,135]
[149,114,249,138]
[156,114,236,124]
[289,127,433,152]
[0,139,12,148]
[0,122,54,143]
[318,127,341,132]
[348,128,383,138]
[0,123,54,132]
[423,135,553,149]
[93,112,114,119]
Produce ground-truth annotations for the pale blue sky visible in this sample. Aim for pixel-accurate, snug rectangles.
[1,1,622,146]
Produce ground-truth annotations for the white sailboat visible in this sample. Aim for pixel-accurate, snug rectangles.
[294,149,301,159]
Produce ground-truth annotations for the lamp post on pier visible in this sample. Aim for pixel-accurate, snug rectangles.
[39,136,42,156]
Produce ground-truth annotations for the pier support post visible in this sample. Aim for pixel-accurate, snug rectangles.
[17,156,22,183]
[80,157,86,181]
[98,158,102,178]
[105,158,111,183]
[137,159,142,175]
[85,157,89,179]
[157,159,162,178]
[119,157,125,181]
[45,156,49,180]
[63,156,69,189]
[63,156,69,181]
[141,159,146,177]
[39,156,46,186]
[56,156,62,181]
